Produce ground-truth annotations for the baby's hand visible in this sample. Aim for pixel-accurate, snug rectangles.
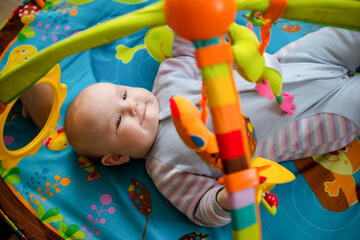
[216,188,230,211]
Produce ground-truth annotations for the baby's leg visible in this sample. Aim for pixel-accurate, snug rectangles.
[279,27,360,77]
[20,83,53,129]
[241,27,360,162]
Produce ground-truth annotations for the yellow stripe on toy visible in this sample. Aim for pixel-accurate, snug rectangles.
[203,77,238,107]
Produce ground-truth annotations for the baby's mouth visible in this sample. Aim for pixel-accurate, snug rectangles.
[140,103,146,126]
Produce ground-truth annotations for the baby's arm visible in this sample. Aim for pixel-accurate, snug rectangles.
[153,34,201,87]
[146,158,231,227]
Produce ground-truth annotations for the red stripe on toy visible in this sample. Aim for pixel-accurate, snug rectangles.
[216,130,245,160]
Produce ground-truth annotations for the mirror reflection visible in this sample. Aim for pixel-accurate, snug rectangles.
[3,83,53,151]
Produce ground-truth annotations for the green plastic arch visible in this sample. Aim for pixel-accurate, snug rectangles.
[0,0,359,105]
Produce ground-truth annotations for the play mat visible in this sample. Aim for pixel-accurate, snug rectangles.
[1,0,360,239]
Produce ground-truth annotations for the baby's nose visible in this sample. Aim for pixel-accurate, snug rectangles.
[128,102,137,116]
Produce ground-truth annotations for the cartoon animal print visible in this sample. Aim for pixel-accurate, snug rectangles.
[0,45,37,75]
[144,25,173,62]
[115,25,174,64]
[294,137,360,212]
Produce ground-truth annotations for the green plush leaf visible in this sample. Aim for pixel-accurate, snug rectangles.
[66,224,80,235]
[21,26,33,32]
[2,167,20,183]
[59,221,67,238]
[67,230,86,240]
[42,213,63,224]
[40,207,63,224]
[6,167,20,176]
[17,33,27,43]
[4,174,20,184]
[23,31,35,38]
[0,162,9,177]
[20,26,35,38]
[37,204,46,220]
[60,222,86,240]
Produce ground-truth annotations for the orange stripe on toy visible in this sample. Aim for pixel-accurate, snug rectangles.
[195,42,234,68]
[210,104,242,134]
[224,168,259,193]
[216,130,245,160]
[203,76,237,107]
[263,0,288,20]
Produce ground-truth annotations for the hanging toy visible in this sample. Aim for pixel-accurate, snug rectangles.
[169,95,295,214]
[227,22,296,115]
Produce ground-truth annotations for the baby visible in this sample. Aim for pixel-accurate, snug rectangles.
[64,83,235,226]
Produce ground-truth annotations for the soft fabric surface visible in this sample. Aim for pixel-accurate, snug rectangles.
[1,0,360,239]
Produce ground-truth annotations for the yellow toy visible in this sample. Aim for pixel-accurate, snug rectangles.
[44,127,69,151]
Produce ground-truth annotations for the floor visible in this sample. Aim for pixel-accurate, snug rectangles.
[0,0,23,23]
[0,0,24,237]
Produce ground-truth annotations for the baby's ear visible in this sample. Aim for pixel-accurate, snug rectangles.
[101,154,130,166]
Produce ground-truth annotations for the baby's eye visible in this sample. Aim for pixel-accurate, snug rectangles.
[116,116,122,129]
[123,90,127,100]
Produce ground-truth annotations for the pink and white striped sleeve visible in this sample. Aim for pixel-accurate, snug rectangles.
[145,158,231,227]
[153,34,200,88]
[255,113,360,162]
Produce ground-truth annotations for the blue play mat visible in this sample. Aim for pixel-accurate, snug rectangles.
[1,0,359,239]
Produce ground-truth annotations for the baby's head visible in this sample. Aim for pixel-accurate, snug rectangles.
[64,82,159,166]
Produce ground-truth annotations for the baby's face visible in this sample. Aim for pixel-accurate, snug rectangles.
[74,82,159,159]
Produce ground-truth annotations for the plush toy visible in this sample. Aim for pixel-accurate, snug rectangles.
[227,22,296,115]
[170,95,295,214]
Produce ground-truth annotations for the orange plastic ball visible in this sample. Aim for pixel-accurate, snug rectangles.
[164,0,237,40]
